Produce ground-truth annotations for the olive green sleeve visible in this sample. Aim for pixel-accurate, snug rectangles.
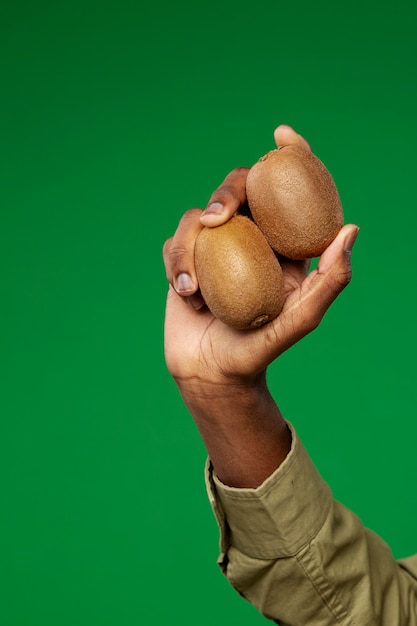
[205,424,417,625]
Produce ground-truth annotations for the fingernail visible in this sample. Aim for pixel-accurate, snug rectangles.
[176,272,195,294]
[203,201,224,216]
[344,227,360,253]
[187,293,205,310]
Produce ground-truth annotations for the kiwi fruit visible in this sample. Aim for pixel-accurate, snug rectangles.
[246,145,344,260]
[195,214,285,330]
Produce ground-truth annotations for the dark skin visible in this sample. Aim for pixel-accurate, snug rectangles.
[163,125,359,489]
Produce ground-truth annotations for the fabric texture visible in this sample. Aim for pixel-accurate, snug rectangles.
[205,424,417,625]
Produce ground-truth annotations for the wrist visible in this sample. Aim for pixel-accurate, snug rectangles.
[177,373,267,418]
[177,375,291,488]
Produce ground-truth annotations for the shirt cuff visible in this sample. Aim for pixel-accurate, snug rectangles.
[205,423,332,559]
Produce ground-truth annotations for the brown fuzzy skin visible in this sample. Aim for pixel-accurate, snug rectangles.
[195,215,285,330]
[246,145,344,260]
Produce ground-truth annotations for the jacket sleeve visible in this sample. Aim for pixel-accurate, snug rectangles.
[205,424,417,626]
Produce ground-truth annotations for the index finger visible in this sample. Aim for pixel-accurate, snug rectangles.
[200,167,250,227]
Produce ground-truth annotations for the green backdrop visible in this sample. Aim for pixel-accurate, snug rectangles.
[1,1,416,624]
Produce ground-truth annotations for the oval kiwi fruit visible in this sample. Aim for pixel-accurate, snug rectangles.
[195,214,285,330]
[246,145,344,260]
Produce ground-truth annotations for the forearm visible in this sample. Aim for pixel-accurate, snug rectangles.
[177,376,291,488]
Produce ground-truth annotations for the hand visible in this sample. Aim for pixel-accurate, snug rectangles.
[163,125,359,486]
[163,125,359,390]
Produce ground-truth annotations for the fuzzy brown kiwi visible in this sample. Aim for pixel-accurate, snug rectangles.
[195,214,285,330]
[246,145,344,260]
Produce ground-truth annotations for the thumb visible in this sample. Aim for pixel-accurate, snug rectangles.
[252,223,360,366]
[318,224,359,276]
[297,224,360,331]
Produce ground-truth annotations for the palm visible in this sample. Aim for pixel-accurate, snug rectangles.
[164,257,310,385]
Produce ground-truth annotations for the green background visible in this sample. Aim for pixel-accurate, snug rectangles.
[1,0,416,624]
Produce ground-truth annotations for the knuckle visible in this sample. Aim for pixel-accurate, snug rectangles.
[211,168,250,204]
[178,208,202,227]
[212,184,238,202]
[162,237,172,256]
[168,243,189,268]
[300,307,322,334]
[297,296,325,334]
[334,266,353,291]
[231,166,250,177]
[308,311,323,332]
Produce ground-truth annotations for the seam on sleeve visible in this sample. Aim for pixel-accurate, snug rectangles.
[295,547,348,624]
